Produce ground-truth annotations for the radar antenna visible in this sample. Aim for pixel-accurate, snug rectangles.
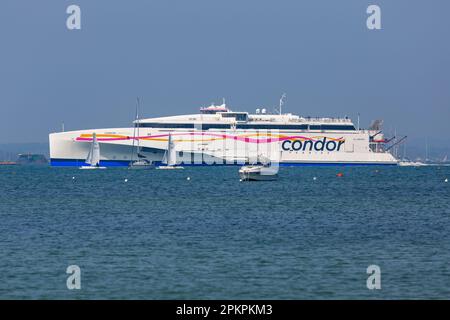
[369,119,383,131]
[277,93,286,115]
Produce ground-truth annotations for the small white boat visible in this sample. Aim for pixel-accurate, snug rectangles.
[398,160,427,167]
[239,156,278,181]
[129,159,153,169]
[128,99,153,170]
[157,165,185,170]
[239,165,278,181]
[157,133,184,170]
[80,133,106,170]
[80,165,106,170]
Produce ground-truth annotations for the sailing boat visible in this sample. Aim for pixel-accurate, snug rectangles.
[398,142,426,167]
[80,133,106,169]
[398,160,427,167]
[157,133,184,169]
[129,98,152,169]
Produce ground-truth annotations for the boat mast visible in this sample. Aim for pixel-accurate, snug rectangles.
[136,97,140,154]
[256,129,259,164]
[130,98,140,164]
[403,142,407,160]
[394,128,397,158]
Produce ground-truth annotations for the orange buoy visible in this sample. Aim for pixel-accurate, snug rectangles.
[336,172,344,177]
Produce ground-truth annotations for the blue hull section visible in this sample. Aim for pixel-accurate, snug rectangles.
[279,162,397,167]
[50,158,397,167]
[51,159,130,167]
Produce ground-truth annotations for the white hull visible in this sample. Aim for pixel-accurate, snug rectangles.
[240,173,278,181]
[80,166,107,170]
[239,165,278,181]
[398,161,427,167]
[128,160,153,169]
[156,166,184,170]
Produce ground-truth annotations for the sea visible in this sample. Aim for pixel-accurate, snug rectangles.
[0,165,449,299]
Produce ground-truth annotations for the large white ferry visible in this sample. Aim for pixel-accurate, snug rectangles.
[49,102,398,167]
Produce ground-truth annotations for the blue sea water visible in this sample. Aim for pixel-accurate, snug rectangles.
[0,165,449,299]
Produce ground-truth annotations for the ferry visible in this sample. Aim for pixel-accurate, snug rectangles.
[49,102,398,167]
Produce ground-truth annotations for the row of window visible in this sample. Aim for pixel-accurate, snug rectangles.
[137,123,356,131]
[137,123,230,129]
[221,113,249,122]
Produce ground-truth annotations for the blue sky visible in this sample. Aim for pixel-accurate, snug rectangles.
[0,0,449,148]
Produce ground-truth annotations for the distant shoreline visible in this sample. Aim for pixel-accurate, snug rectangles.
[0,143,49,161]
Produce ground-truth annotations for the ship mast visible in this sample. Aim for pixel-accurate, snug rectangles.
[279,93,286,115]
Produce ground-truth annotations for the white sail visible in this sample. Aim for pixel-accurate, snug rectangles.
[162,150,167,165]
[166,133,177,166]
[157,133,183,169]
[86,133,100,166]
[85,143,93,165]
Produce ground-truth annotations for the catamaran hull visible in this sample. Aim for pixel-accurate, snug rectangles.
[51,159,398,167]
[49,128,398,167]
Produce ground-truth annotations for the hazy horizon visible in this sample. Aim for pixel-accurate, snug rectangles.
[1,1,449,149]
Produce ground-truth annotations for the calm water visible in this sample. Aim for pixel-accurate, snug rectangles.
[0,165,449,299]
